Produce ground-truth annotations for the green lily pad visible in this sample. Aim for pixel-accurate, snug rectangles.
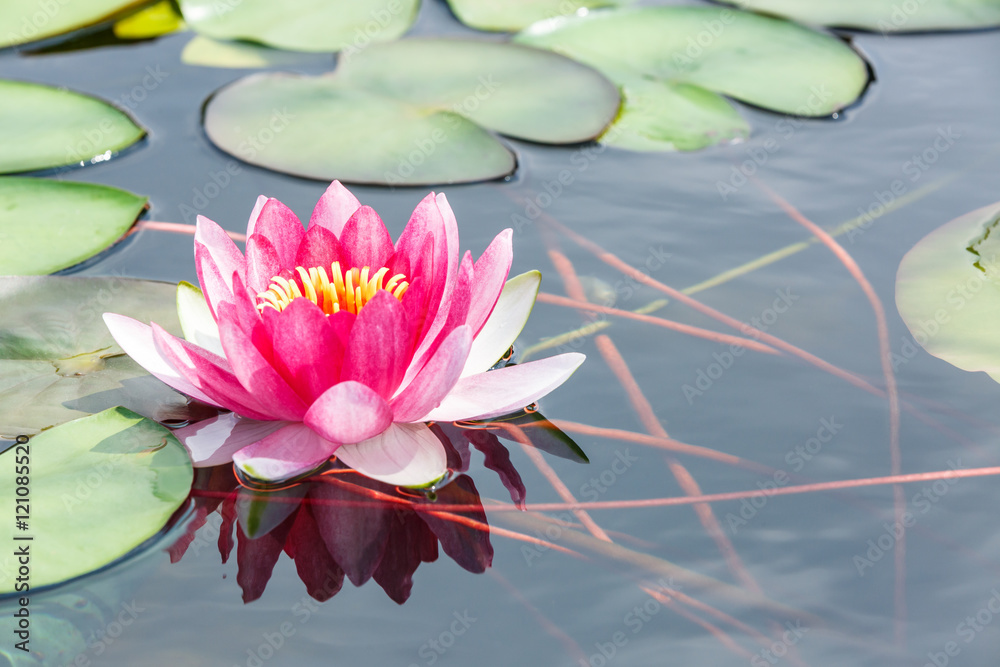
[0,407,192,593]
[0,276,202,438]
[515,6,869,151]
[181,35,331,69]
[0,80,146,174]
[0,178,147,275]
[445,0,632,32]
[0,0,155,49]
[203,38,619,185]
[713,0,1000,33]
[895,201,1000,383]
[177,0,419,53]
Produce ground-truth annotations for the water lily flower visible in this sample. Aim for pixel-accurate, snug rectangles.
[104,181,584,487]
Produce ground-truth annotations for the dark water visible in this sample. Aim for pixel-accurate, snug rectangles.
[3,1,1000,665]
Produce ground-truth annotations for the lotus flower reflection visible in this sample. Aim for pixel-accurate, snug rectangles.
[104,181,584,487]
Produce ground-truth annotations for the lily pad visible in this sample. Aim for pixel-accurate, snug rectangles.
[713,0,1000,33]
[0,0,155,49]
[0,276,203,438]
[895,201,1000,383]
[177,0,419,53]
[445,0,632,32]
[515,6,869,151]
[0,80,146,174]
[0,407,192,593]
[181,35,331,69]
[0,178,147,274]
[203,38,619,185]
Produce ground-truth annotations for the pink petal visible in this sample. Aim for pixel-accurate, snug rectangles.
[467,229,513,335]
[304,380,394,444]
[173,413,287,467]
[422,353,586,422]
[340,291,411,400]
[249,198,305,270]
[103,313,219,407]
[309,180,361,236]
[339,205,395,270]
[406,253,473,382]
[214,304,309,420]
[391,325,472,422]
[233,423,340,481]
[335,422,448,487]
[295,224,344,269]
[244,195,268,238]
[194,215,246,318]
[244,233,281,295]
[264,298,349,403]
[151,323,275,420]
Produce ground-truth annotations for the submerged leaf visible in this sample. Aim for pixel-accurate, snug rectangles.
[203,38,619,185]
[895,201,1000,383]
[181,35,330,69]
[0,276,205,437]
[0,80,145,174]
[515,6,869,151]
[714,0,1000,33]
[0,178,147,274]
[0,407,192,593]
[178,0,419,53]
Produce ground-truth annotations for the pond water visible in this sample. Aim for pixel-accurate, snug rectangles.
[3,1,1000,666]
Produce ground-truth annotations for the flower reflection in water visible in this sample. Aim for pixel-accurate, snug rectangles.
[170,412,584,604]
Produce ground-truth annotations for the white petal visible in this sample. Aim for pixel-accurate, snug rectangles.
[232,422,338,481]
[425,352,585,422]
[173,412,287,467]
[103,313,219,408]
[335,422,447,487]
[176,281,224,357]
[461,270,540,378]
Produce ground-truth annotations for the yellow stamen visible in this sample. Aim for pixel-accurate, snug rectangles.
[255,261,410,317]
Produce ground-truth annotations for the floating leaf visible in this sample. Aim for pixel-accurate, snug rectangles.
[181,35,331,69]
[177,0,419,53]
[0,407,192,593]
[0,80,145,174]
[713,0,1000,33]
[112,0,184,39]
[895,201,1000,383]
[203,38,619,185]
[0,276,207,438]
[445,0,632,32]
[515,7,869,151]
[0,0,154,49]
[0,178,146,275]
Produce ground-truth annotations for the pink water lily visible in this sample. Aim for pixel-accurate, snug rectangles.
[104,181,584,487]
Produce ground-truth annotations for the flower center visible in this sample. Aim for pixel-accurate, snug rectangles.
[256,262,409,316]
